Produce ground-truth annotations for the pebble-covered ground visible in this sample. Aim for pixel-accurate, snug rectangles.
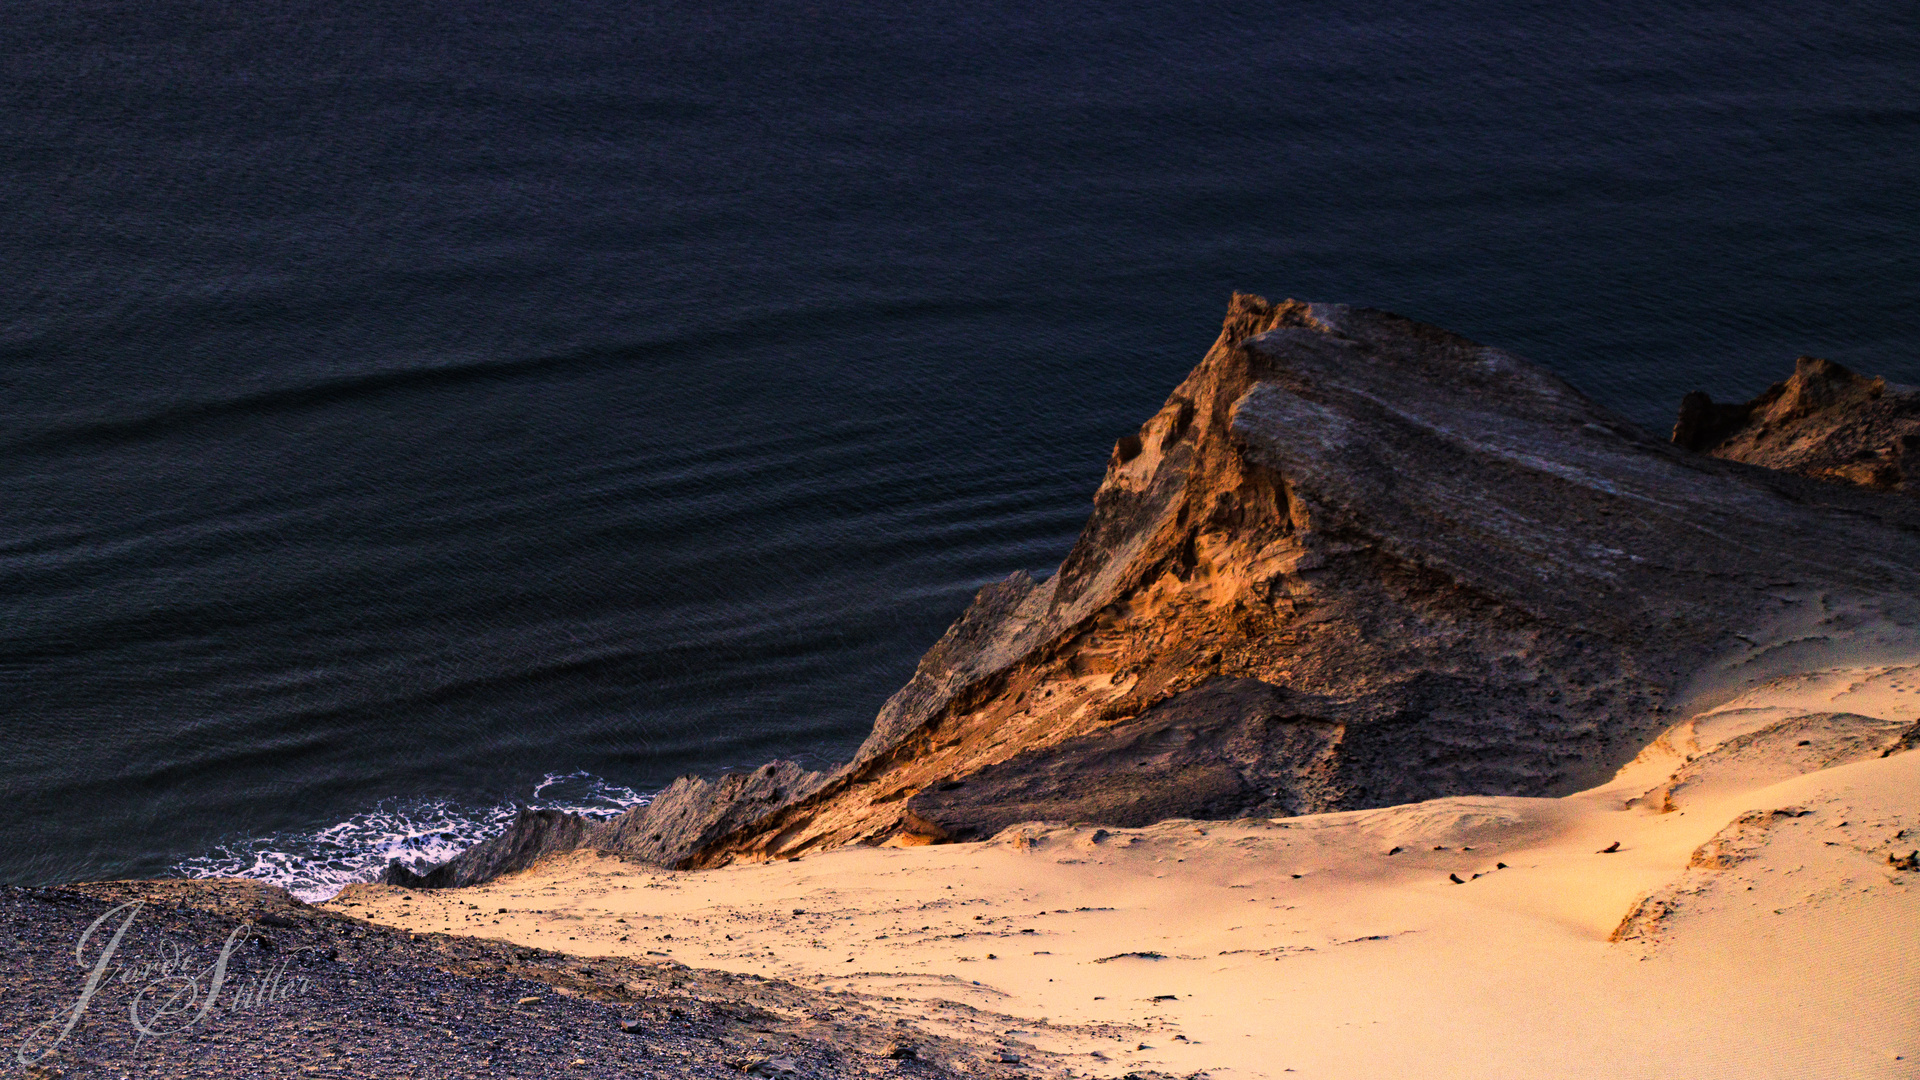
[0,880,1044,1080]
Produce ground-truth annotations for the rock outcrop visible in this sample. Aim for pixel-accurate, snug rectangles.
[682,297,1920,866]
[384,808,589,889]
[395,297,1920,886]
[383,761,824,888]
[1672,355,1920,492]
[580,760,826,866]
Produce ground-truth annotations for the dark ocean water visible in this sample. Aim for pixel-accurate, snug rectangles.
[3,0,1915,898]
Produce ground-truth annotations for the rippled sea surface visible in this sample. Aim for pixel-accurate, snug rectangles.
[3,0,1915,897]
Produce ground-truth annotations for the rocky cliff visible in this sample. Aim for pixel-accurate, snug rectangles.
[683,297,1920,863]
[393,297,1920,886]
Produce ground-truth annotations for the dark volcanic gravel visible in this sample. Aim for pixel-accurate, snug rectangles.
[1,880,981,1079]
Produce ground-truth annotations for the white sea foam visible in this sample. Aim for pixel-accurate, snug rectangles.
[171,771,650,903]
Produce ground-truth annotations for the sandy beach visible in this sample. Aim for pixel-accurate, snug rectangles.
[333,654,1920,1079]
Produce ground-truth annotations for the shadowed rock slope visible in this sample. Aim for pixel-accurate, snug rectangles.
[398,297,1920,884]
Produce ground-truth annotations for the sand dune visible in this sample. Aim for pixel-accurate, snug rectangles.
[333,660,1919,1079]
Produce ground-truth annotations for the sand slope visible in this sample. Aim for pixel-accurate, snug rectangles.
[333,665,1920,1079]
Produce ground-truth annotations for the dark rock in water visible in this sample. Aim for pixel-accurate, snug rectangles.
[382,808,589,889]
[683,296,1920,866]
[386,761,826,888]
[1672,355,1920,493]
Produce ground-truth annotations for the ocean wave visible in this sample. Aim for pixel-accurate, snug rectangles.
[171,771,650,903]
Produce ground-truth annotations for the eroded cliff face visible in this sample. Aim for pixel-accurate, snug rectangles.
[683,297,1920,865]
[1671,355,1920,493]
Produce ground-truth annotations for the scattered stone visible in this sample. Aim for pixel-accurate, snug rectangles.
[1449,874,1465,884]
[885,1043,918,1060]
[7,880,940,1080]
[1386,846,1403,856]
[1891,850,1919,872]
[1151,994,1178,1002]
[1599,842,1621,854]
[1496,862,1508,869]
